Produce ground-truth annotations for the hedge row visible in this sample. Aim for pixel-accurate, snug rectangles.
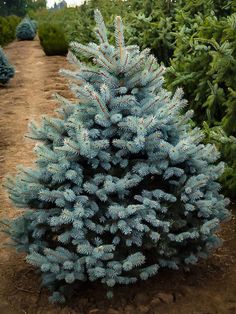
[38,23,68,56]
[0,16,21,46]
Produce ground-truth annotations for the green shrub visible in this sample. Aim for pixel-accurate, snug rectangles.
[16,18,36,40]
[0,16,21,46]
[203,123,236,199]
[38,23,68,56]
[165,10,236,198]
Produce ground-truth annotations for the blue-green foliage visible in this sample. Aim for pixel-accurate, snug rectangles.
[16,18,36,40]
[29,19,38,33]
[0,47,14,84]
[4,11,230,303]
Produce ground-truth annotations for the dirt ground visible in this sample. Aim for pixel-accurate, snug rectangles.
[0,39,235,314]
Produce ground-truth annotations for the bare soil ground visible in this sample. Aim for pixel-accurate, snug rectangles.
[0,39,235,314]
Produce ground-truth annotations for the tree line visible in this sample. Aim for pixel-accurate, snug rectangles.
[0,0,46,16]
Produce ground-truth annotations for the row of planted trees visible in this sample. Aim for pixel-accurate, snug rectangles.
[0,17,37,84]
[0,0,45,46]
[0,16,21,46]
[0,0,46,17]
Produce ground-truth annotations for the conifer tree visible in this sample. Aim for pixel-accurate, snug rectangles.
[124,0,175,65]
[16,18,36,40]
[166,3,236,197]
[4,11,230,303]
[29,19,38,33]
[0,47,14,84]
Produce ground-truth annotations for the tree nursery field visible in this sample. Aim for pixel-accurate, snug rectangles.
[0,0,236,313]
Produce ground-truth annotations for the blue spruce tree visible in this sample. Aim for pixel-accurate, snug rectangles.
[0,47,15,84]
[16,18,36,41]
[29,19,38,33]
[4,11,230,303]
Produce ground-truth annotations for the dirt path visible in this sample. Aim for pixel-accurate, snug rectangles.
[0,39,235,314]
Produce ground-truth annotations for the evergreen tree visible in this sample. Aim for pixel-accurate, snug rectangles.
[203,123,236,199]
[0,0,45,16]
[16,18,36,40]
[0,16,21,46]
[0,47,14,84]
[29,19,38,33]
[38,23,68,56]
[26,0,46,13]
[166,3,236,197]
[127,0,175,65]
[0,0,27,17]
[4,11,230,303]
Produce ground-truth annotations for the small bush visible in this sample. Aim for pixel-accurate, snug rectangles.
[16,18,36,41]
[0,16,21,46]
[0,47,15,84]
[38,23,68,56]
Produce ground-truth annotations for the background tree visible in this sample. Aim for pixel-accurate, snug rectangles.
[16,17,36,40]
[165,0,236,197]
[0,0,46,17]
[26,0,46,12]
[0,16,21,45]
[0,0,27,17]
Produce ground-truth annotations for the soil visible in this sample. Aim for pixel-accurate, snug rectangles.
[0,39,235,314]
